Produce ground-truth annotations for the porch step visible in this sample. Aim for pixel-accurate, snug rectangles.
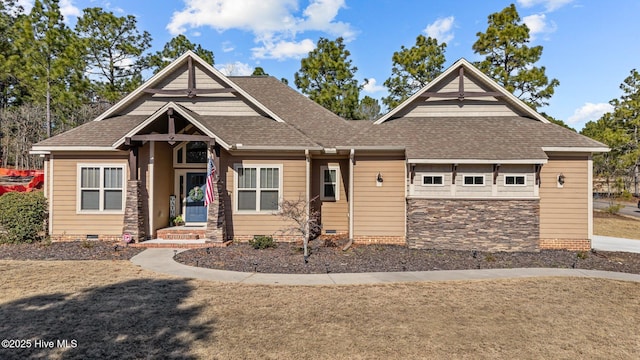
[129,240,232,249]
[156,227,206,240]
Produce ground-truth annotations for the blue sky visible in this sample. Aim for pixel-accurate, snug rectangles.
[15,0,640,129]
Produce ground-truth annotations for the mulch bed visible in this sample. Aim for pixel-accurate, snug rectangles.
[174,241,640,275]
[0,241,145,260]
[2,240,639,275]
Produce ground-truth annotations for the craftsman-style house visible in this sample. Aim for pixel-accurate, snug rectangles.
[32,52,608,251]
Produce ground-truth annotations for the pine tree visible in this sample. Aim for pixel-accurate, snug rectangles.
[383,35,446,108]
[75,7,151,103]
[472,4,559,110]
[146,34,214,74]
[294,37,362,120]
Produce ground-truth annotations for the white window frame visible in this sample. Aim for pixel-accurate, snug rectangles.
[504,174,527,186]
[320,165,340,201]
[76,163,126,214]
[233,163,283,214]
[462,175,485,186]
[421,174,445,187]
[173,141,208,168]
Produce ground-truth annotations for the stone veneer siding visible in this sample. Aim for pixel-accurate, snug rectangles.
[122,180,146,242]
[205,182,226,243]
[407,199,540,252]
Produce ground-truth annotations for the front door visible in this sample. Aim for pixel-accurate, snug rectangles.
[185,172,207,223]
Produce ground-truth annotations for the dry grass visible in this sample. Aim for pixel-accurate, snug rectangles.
[1,260,639,359]
[594,211,640,240]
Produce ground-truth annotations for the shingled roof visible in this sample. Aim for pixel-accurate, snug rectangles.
[230,76,359,147]
[349,117,607,161]
[32,52,608,160]
[33,115,148,150]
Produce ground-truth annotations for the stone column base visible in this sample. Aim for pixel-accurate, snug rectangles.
[123,180,146,243]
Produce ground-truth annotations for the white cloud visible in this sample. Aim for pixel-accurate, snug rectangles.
[567,102,614,126]
[167,0,354,60]
[222,42,235,53]
[216,61,254,76]
[517,0,574,12]
[252,38,315,60]
[59,0,81,19]
[523,13,557,40]
[11,0,80,22]
[424,16,455,44]
[14,0,33,14]
[362,78,385,93]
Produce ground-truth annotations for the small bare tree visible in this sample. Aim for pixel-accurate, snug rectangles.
[276,195,321,263]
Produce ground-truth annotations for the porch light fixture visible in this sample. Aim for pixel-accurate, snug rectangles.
[376,172,384,183]
[557,173,565,187]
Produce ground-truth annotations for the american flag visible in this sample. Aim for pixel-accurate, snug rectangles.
[204,156,216,207]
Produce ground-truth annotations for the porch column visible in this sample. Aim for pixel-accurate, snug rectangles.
[205,143,226,243]
[123,146,146,243]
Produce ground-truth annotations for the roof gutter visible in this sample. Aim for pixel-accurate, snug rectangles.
[30,146,118,153]
[231,144,323,151]
[407,158,548,164]
[335,146,406,151]
[541,146,610,153]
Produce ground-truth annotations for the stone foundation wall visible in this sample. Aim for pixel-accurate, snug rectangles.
[539,238,590,251]
[407,199,540,252]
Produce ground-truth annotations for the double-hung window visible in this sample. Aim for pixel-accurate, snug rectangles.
[321,165,340,201]
[78,165,125,212]
[235,164,282,212]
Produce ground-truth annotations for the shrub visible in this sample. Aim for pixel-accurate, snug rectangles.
[605,203,623,214]
[0,191,48,244]
[248,235,276,249]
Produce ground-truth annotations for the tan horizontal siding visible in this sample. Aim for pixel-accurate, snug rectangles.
[123,97,258,116]
[51,154,128,236]
[312,159,349,234]
[539,156,589,239]
[152,142,173,233]
[353,157,405,237]
[224,155,306,238]
[405,101,519,117]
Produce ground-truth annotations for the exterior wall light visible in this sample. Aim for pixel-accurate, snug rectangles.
[557,173,565,188]
[376,172,383,183]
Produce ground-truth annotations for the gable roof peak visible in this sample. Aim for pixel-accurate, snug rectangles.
[374,57,550,124]
[93,51,287,123]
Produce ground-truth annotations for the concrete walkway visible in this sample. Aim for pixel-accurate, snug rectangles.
[131,248,640,285]
[592,235,640,254]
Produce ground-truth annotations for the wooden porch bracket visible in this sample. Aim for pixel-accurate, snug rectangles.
[493,164,501,185]
[452,164,457,185]
[535,164,542,185]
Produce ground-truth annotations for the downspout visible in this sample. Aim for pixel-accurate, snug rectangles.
[305,149,310,260]
[343,148,355,251]
[48,154,54,236]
